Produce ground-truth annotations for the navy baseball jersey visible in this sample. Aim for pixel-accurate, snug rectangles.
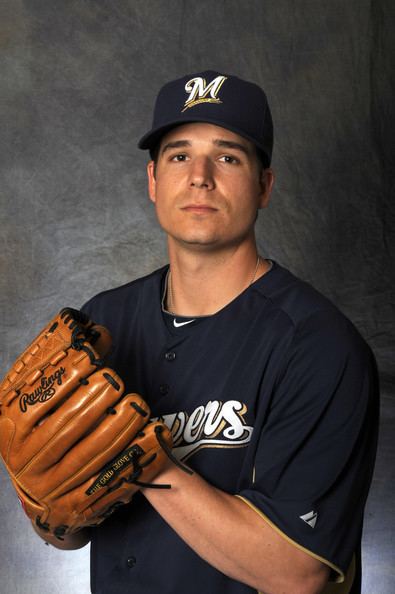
[82,261,378,594]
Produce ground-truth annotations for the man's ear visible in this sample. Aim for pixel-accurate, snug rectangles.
[258,168,275,209]
[147,161,156,203]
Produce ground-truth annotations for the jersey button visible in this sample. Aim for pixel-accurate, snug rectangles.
[126,556,136,568]
[164,351,176,361]
[159,383,169,395]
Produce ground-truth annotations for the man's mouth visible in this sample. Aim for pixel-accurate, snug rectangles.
[181,204,218,214]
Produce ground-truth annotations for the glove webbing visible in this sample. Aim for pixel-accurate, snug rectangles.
[1,309,103,409]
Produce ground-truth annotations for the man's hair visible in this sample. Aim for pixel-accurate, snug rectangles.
[149,144,160,165]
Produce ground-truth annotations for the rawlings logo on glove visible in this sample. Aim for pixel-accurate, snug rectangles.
[19,367,66,411]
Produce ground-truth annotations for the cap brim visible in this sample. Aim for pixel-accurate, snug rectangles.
[138,116,271,166]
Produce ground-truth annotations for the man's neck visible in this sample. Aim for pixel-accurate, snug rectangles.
[166,242,270,317]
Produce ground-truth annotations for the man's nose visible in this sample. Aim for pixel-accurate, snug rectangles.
[189,157,215,189]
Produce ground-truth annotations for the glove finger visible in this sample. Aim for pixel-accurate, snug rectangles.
[39,422,172,534]
[0,316,71,403]
[33,391,150,496]
[88,324,112,359]
[0,347,103,474]
[0,308,102,403]
[20,368,129,480]
[87,421,173,496]
[82,422,173,514]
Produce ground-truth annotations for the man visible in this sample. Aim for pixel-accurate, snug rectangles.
[38,71,379,594]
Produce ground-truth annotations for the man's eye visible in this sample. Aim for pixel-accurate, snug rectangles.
[171,154,188,162]
[219,155,239,164]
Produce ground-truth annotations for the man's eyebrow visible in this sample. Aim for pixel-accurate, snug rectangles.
[160,138,252,156]
[161,140,191,154]
[213,139,252,155]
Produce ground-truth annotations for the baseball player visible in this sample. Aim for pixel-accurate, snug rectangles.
[4,71,379,594]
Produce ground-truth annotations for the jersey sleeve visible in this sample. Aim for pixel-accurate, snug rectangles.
[237,309,379,581]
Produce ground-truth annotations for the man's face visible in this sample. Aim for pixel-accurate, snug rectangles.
[147,122,273,253]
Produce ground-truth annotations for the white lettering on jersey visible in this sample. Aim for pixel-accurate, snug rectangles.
[182,75,227,112]
[153,400,253,461]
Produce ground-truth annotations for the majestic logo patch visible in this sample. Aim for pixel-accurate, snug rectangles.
[182,75,227,112]
[19,367,66,412]
[154,399,253,461]
[299,510,318,528]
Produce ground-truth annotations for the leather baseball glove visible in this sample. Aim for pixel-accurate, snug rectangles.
[0,308,175,540]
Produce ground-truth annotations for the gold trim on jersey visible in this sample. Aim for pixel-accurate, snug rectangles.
[236,496,356,594]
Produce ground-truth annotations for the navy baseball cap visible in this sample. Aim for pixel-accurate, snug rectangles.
[138,70,273,167]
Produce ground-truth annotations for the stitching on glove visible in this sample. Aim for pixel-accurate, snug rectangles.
[130,401,148,417]
[103,373,120,391]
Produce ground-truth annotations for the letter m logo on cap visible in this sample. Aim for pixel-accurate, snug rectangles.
[182,75,227,112]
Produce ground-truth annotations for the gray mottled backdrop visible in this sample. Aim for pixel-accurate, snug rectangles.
[1,1,394,593]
